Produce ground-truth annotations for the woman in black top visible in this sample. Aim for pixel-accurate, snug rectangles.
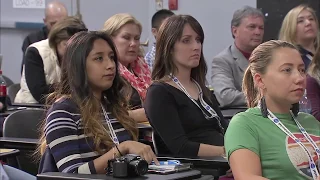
[145,15,228,157]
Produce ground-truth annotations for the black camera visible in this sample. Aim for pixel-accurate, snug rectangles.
[106,154,149,178]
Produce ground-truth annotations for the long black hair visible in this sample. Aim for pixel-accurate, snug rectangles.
[38,31,137,155]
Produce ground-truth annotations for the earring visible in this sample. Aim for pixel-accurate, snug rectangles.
[291,103,299,117]
[260,97,268,118]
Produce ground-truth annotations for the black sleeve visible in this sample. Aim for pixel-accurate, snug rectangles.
[24,47,54,104]
[22,36,31,53]
[209,91,228,131]
[145,83,200,156]
[21,37,32,73]
[129,87,142,109]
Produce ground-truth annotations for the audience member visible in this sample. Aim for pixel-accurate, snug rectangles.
[225,40,320,179]
[145,15,228,156]
[102,13,151,122]
[38,31,158,174]
[15,17,87,104]
[145,9,174,71]
[211,6,264,108]
[307,47,320,121]
[279,5,319,70]
[21,1,68,73]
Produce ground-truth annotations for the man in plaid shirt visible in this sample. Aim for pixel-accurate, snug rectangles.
[145,9,174,71]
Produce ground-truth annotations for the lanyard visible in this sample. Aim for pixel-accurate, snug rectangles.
[306,54,313,62]
[101,104,119,145]
[263,107,320,179]
[170,75,224,132]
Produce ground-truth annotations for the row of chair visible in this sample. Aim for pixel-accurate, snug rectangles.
[1,108,229,179]
[7,84,20,105]
[1,108,44,175]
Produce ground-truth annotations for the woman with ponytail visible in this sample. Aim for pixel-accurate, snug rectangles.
[225,40,320,179]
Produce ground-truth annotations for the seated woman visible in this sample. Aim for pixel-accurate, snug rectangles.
[225,40,320,179]
[144,15,228,157]
[279,5,319,70]
[102,13,151,123]
[15,16,87,104]
[37,31,158,174]
[307,47,320,121]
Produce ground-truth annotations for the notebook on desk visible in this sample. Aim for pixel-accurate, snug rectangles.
[148,160,192,174]
[157,156,229,169]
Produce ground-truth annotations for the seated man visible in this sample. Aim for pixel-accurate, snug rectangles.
[21,1,68,73]
[145,9,174,71]
[211,6,264,108]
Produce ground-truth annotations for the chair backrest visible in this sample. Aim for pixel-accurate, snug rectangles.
[3,75,14,87]
[151,130,172,156]
[151,131,158,155]
[3,108,45,138]
[7,84,20,105]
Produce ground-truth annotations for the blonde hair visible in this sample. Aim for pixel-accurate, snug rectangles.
[308,47,320,82]
[242,40,298,107]
[279,5,320,48]
[102,13,144,57]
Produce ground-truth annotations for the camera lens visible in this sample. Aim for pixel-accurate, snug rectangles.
[112,161,128,178]
[129,159,148,176]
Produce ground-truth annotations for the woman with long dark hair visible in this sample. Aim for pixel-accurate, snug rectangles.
[145,15,227,157]
[37,31,158,174]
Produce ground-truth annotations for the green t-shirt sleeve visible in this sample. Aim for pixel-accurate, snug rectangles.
[225,112,260,160]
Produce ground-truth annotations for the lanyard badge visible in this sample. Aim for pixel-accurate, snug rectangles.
[170,75,224,132]
[101,104,119,145]
[260,105,320,179]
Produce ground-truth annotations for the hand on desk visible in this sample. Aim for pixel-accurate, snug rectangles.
[123,141,159,165]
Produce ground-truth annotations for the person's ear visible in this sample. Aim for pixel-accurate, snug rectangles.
[231,26,238,38]
[254,73,266,90]
[151,28,157,38]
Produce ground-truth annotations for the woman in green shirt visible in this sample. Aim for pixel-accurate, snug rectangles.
[225,40,320,180]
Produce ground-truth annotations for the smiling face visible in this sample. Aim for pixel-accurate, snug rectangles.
[171,23,202,71]
[86,38,116,93]
[255,47,306,107]
[112,23,141,67]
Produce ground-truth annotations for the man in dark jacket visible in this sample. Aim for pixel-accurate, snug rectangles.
[21,1,68,73]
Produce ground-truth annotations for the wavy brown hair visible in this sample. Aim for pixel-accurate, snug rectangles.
[37,31,138,156]
[48,16,87,60]
[152,15,210,99]
[308,47,320,82]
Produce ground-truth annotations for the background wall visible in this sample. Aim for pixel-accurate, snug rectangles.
[1,0,256,83]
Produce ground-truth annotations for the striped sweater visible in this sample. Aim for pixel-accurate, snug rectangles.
[44,98,132,174]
